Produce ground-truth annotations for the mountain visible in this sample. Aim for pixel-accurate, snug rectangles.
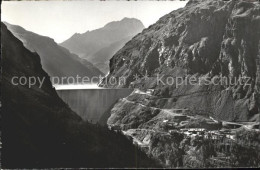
[1,23,159,168]
[4,22,103,81]
[101,0,260,122]
[90,36,133,73]
[99,1,260,168]
[60,18,145,73]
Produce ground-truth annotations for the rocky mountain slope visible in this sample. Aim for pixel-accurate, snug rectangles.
[90,36,134,73]
[60,18,145,73]
[1,23,158,168]
[101,0,260,122]
[4,22,103,80]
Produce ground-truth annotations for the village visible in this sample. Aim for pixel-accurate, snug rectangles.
[109,113,259,149]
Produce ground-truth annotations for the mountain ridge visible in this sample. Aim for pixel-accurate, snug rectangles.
[60,18,145,73]
[4,22,103,81]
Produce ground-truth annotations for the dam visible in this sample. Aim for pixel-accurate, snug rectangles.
[56,86,133,123]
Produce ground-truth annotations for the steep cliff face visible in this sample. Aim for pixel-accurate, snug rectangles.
[4,22,103,80]
[1,23,158,168]
[102,0,260,121]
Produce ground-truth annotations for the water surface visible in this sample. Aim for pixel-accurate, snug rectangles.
[55,84,133,123]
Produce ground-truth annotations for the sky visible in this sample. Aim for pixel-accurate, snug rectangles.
[2,1,187,43]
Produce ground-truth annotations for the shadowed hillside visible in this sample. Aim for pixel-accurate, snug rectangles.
[4,22,103,80]
[1,23,159,169]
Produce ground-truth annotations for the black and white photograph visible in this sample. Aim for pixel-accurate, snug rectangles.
[1,0,260,169]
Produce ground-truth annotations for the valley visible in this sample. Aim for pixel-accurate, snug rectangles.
[1,23,157,168]
[2,0,260,168]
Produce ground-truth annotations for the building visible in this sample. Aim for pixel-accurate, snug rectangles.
[180,128,206,135]
[146,89,154,95]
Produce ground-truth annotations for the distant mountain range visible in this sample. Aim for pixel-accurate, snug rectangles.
[60,18,145,73]
[4,22,103,82]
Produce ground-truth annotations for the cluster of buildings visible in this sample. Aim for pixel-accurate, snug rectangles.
[166,124,236,141]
